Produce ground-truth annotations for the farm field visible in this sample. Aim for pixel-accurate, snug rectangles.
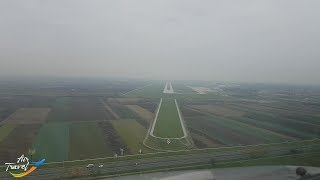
[0,124,16,142]
[69,122,113,160]
[1,108,50,124]
[33,122,70,162]
[125,105,154,123]
[0,124,41,164]
[125,83,165,98]
[111,119,152,154]
[0,79,319,167]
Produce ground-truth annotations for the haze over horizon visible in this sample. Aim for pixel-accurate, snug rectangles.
[0,0,319,85]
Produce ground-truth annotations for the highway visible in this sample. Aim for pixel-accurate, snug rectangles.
[1,143,319,179]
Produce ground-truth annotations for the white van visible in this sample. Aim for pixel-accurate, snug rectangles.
[86,164,94,168]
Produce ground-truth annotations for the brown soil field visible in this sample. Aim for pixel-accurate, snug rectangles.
[190,105,245,117]
[180,106,207,118]
[126,105,154,123]
[185,117,265,145]
[1,108,50,125]
[0,124,41,164]
[69,97,111,121]
[107,98,140,119]
[135,100,158,113]
[190,132,224,148]
[98,121,129,155]
[116,98,141,104]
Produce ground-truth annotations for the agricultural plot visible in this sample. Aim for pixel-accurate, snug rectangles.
[116,98,141,104]
[33,123,70,162]
[125,83,165,98]
[185,116,292,146]
[126,105,154,123]
[0,108,50,125]
[180,95,320,148]
[0,96,52,121]
[134,99,159,113]
[98,121,128,156]
[111,119,152,154]
[0,124,41,164]
[48,97,114,122]
[69,97,109,121]
[226,103,320,139]
[0,124,16,142]
[106,98,140,119]
[69,122,113,160]
[190,105,245,117]
[190,132,223,148]
[47,97,71,122]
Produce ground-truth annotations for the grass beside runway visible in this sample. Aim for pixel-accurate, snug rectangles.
[153,98,184,138]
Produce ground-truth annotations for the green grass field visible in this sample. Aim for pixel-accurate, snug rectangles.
[69,122,113,160]
[47,97,71,122]
[125,83,165,98]
[171,83,195,94]
[111,119,152,154]
[0,124,16,142]
[153,98,184,138]
[33,122,69,162]
[206,115,292,142]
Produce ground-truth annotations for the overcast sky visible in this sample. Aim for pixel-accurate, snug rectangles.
[0,0,319,85]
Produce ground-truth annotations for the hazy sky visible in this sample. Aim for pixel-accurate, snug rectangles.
[0,0,319,85]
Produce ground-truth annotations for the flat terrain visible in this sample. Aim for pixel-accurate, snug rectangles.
[191,105,244,117]
[111,119,152,154]
[1,108,50,124]
[69,122,113,160]
[153,98,184,138]
[33,123,70,162]
[0,124,41,164]
[0,79,319,170]
[125,83,165,98]
[0,124,16,142]
[126,105,154,123]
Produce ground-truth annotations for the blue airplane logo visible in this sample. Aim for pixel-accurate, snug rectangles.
[33,159,46,167]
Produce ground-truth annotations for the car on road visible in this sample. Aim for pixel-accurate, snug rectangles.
[86,164,94,168]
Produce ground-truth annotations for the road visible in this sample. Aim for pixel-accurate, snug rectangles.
[1,144,319,179]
